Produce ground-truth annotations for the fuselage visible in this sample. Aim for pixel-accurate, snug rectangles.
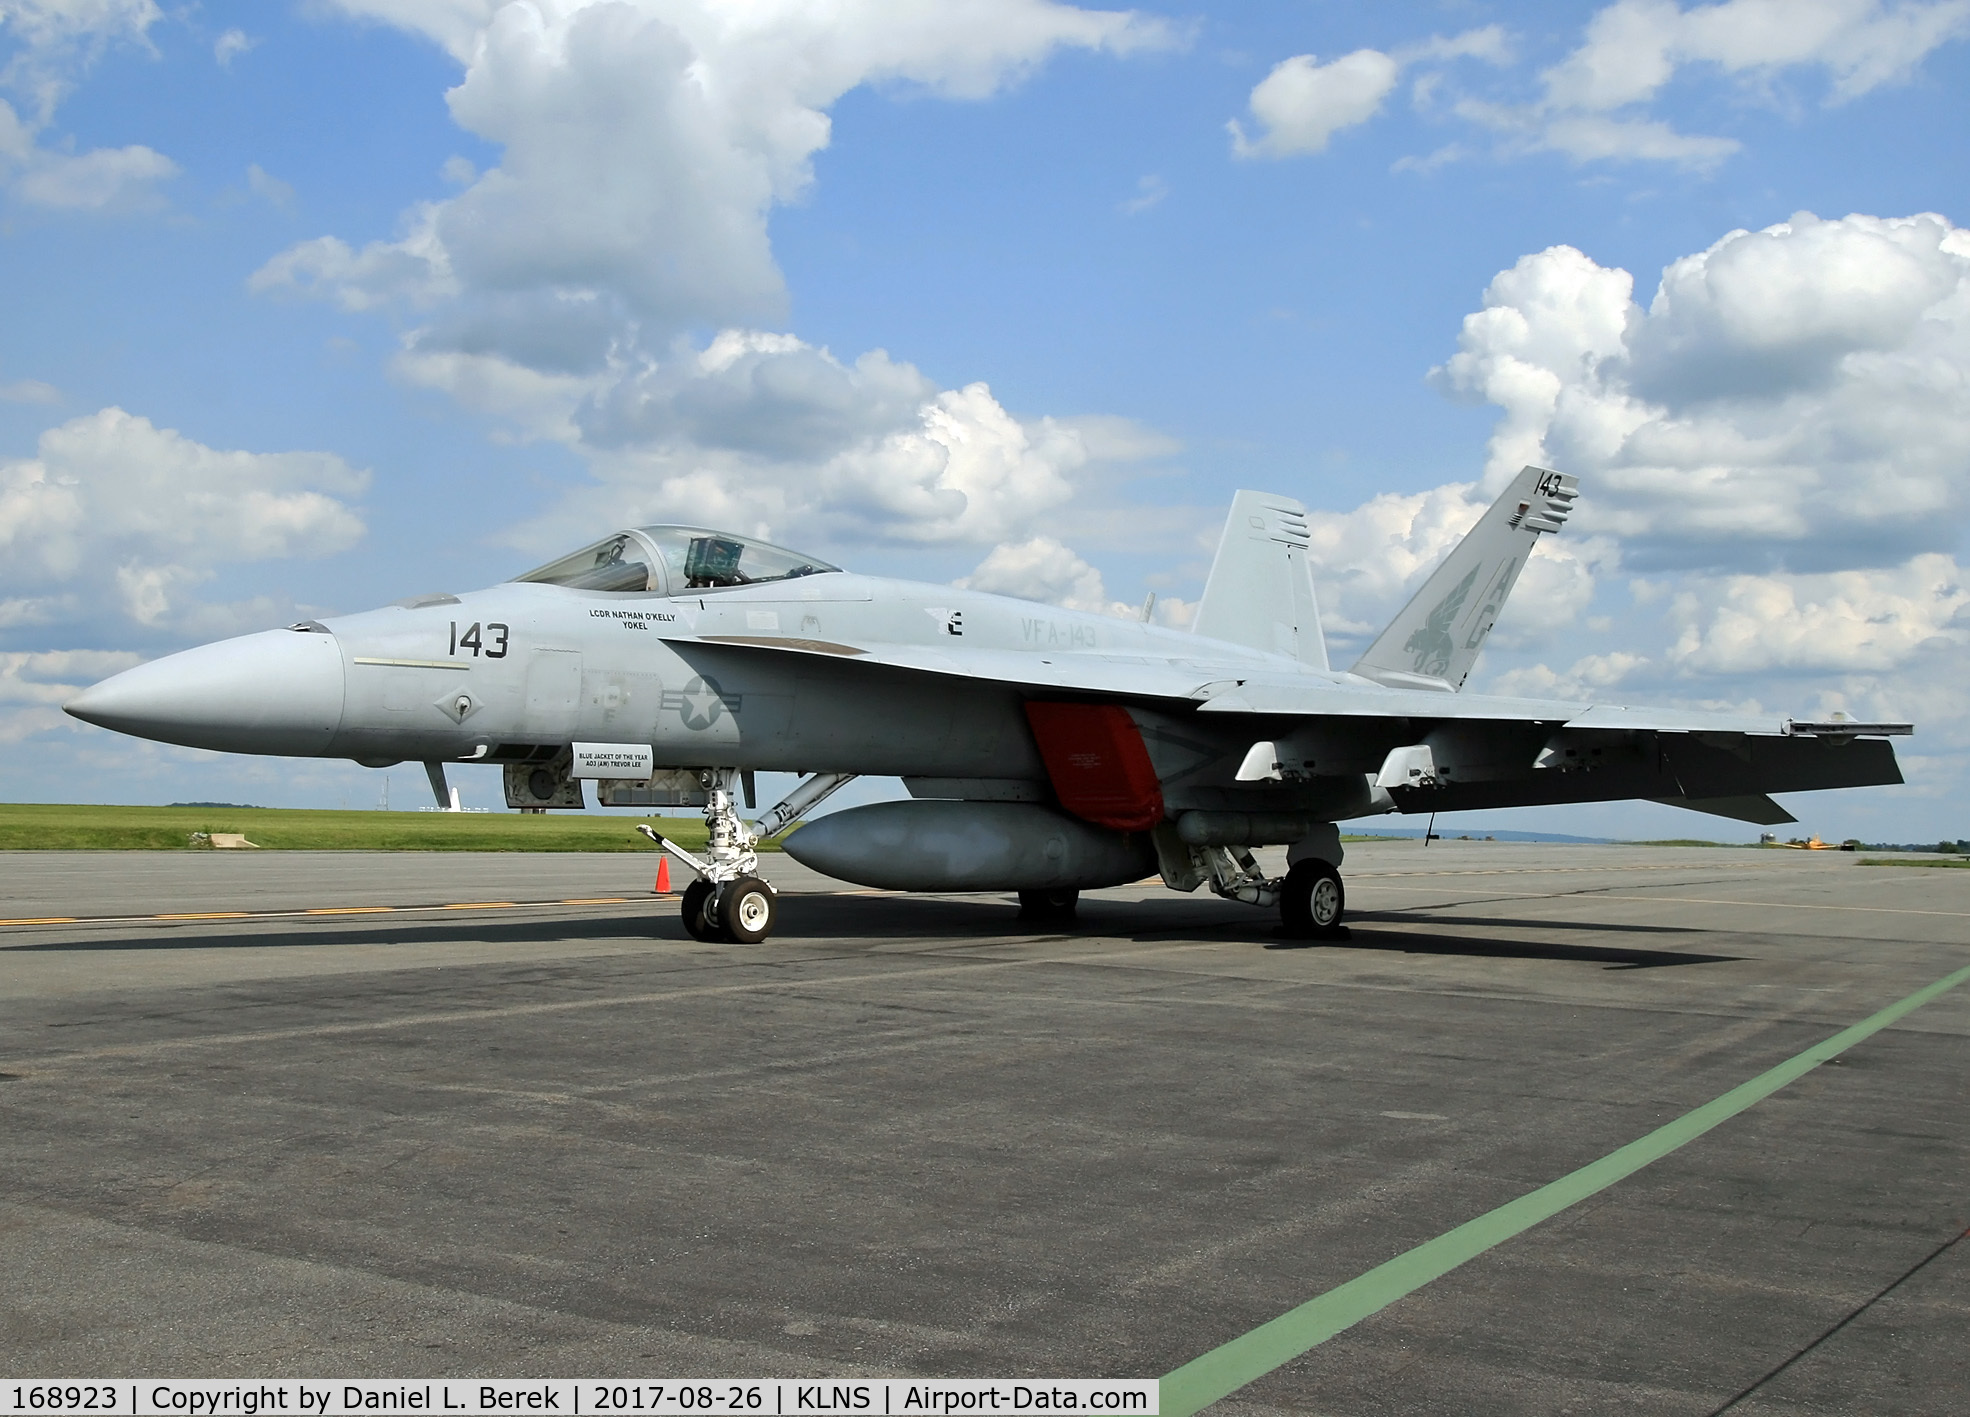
[63,570,1319,781]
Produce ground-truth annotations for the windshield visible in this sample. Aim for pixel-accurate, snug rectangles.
[513,527,841,594]
[513,532,657,592]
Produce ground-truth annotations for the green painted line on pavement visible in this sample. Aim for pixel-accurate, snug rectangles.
[1159,961,1970,1417]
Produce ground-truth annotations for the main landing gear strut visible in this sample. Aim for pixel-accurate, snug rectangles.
[637,770,855,943]
[1195,844,1348,941]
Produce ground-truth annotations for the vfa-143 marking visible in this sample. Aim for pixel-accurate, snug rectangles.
[66,471,1911,943]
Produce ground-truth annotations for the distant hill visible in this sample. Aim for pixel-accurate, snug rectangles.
[1345,828,1614,845]
[168,801,264,810]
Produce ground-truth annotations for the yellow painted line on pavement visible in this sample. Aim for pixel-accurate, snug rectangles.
[0,897,657,931]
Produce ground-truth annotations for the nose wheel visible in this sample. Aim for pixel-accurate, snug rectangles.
[719,877,777,943]
[679,876,777,943]
[680,878,719,941]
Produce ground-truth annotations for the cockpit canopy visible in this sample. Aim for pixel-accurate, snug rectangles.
[513,527,842,596]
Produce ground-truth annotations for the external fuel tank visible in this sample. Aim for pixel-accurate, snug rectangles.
[783,799,1156,892]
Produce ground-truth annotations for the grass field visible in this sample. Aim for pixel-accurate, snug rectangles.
[0,803,726,852]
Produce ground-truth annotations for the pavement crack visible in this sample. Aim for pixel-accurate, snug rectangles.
[1706,1220,1970,1414]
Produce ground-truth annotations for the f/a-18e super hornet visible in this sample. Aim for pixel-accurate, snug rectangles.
[65,466,1909,943]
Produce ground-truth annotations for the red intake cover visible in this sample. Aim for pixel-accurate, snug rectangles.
[1023,701,1166,832]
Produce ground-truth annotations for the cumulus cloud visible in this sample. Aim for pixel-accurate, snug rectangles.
[0,408,368,627]
[246,2,1176,558]
[1229,29,1503,159]
[1229,50,1401,158]
[958,535,1128,615]
[1663,554,1970,675]
[1488,650,1651,703]
[0,1,178,208]
[260,0,1170,346]
[249,202,456,311]
[580,331,937,457]
[1510,0,1969,165]
[245,163,293,211]
[1543,0,1970,112]
[213,27,255,68]
[1119,173,1166,214]
[5,130,177,207]
[1434,211,1970,574]
[492,328,1151,552]
[0,377,59,403]
[1244,2,1969,169]
[0,0,158,99]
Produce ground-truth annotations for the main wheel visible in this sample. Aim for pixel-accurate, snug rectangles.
[719,876,777,943]
[1280,860,1345,938]
[681,878,722,941]
[1018,887,1079,925]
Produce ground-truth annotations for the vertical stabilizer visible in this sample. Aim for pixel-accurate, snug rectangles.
[1351,466,1578,692]
[1192,491,1328,669]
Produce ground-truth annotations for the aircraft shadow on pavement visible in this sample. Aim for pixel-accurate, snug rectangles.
[1352,909,1701,937]
[778,895,1743,972]
[1313,920,1740,970]
[3,894,1125,954]
[1,914,679,954]
[2,895,1739,971]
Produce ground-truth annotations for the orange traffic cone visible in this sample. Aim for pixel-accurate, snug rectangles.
[654,856,672,895]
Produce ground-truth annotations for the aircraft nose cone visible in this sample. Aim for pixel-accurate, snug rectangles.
[65,627,347,755]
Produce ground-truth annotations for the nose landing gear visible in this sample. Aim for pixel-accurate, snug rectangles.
[638,769,854,942]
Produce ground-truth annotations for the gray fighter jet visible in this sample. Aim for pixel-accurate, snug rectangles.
[64,467,1909,943]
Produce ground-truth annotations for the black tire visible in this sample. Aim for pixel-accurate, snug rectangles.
[1280,860,1345,938]
[1017,887,1079,925]
[681,878,721,941]
[719,876,777,943]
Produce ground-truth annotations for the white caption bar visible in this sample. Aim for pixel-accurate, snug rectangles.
[1,1382,1158,1417]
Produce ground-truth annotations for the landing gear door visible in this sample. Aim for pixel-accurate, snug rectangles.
[505,748,584,809]
[596,770,709,808]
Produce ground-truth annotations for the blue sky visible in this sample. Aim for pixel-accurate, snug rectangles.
[4,0,1968,841]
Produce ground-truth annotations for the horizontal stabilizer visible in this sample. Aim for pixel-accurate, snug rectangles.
[1786,720,1913,737]
[1649,794,1797,826]
[1353,465,1577,692]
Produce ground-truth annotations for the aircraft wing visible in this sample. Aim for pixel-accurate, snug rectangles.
[666,630,1902,740]
[662,631,1907,825]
